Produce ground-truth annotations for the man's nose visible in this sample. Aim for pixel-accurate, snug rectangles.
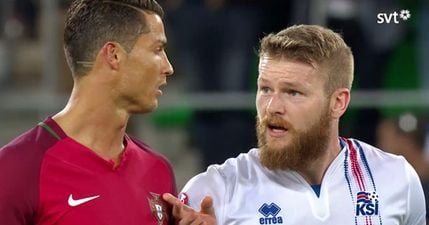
[163,54,174,76]
[266,94,285,115]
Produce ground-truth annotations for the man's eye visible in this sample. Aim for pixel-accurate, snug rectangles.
[289,90,301,96]
[259,87,270,94]
[154,46,164,53]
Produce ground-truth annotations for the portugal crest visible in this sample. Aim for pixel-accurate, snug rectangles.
[148,192,167,225]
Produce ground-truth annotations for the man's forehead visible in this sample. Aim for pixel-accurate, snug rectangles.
[135,32,166,48]
[137,13,166,42]
[258,56,317,76]
[146,13,164,31]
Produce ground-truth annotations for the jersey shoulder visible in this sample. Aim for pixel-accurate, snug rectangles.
[129,136,177,193]
[208,148,261,180]
[129,135,174,169]
[0,122,59,176]
[351,138,417,180]
[352,138,408,165]
[0,119,60,224]
[182,148,261,197]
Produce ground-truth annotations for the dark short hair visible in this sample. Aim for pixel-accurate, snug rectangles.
[259,25,354,95]
[63,0,164,78]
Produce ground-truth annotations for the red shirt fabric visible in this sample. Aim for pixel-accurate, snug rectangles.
[0,117,176,225]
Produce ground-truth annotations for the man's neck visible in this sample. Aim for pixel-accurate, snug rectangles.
[53,91,130,165]
[297,136,342,185]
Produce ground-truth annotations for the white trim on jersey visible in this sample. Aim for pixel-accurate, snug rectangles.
[181,138,426,225]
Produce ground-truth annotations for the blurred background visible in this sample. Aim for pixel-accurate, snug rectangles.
[0,0,428,191]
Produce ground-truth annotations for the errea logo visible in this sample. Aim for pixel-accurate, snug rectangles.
[258,203,283,224]
[377,9,411,24]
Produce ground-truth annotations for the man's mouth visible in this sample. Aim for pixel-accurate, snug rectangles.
[268,122,287,130]
[267,123,288,136]
[157,82,167,95]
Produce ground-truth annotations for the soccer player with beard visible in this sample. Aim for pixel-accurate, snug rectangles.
[163,25,426,225]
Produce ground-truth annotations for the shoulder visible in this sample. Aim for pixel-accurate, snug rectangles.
[186,148,261,184]
[0,124,58,173]
[128,135,173,168]
[0,123,59,224]
[181,149,260,200]
[351,138,418,181]
[346,138,426,223]
[351,138,408,166]
[128,136,176,191]
[209,148,261,179]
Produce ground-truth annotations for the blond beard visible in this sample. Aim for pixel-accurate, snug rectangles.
[257,107,331,171]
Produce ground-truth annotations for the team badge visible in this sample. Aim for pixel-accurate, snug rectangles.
[178,192,189,205]
[258,202,283,224]
[148,192,167,225]
[355,191,379,216]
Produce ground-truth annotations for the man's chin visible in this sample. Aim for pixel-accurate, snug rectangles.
[147,102,158,112]
[129,102,158,114]
[264,139,291,151]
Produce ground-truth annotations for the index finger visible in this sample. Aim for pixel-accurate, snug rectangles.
[163,193,197,219]
[162,193,196,212]
[162,193,183,208]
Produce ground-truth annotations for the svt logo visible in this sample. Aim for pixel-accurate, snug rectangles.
[377,9,411,24]
[355,191,379,216]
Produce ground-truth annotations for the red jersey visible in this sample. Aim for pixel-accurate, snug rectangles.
[0,117,176,225]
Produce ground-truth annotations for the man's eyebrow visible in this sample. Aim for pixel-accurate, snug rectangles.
[278,81,302,88]
[154,39,167,47]
[257,77,269,83]
[257,77,303,88]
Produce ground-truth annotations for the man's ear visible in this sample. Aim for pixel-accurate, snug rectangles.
[99,42,125,70]
[329,88,350,119]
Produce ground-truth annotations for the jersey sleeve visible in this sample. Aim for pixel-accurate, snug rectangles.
[0,143,41,225]
[0,119,62,225]
[403,161,426,225]
[180,165,228,224]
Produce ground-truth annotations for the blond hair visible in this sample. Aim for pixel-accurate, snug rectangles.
[259,25,354,95]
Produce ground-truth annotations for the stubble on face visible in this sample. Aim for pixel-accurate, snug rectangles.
[257,105,331,171]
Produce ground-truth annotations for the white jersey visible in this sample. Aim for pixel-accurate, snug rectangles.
[180,138,426,225]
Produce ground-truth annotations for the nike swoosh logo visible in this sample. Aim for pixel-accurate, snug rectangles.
[68,194,100,207]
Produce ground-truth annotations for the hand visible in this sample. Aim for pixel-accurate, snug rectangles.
[163,193,217,225]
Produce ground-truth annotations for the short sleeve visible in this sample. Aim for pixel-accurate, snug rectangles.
[404,162,426,225]
[180,165,228,224]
